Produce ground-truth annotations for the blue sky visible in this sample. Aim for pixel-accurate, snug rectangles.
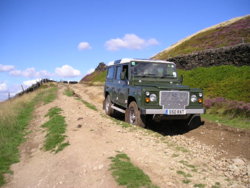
[0,0,249,101]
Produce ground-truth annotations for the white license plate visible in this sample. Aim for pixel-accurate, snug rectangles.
[165,109,186,115]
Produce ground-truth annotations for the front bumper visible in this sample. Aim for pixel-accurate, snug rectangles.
[140,108,205,115]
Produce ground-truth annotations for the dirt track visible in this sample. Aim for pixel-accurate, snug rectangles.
[3,84,250,188]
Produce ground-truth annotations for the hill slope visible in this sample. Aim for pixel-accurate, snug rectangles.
[152,15,250,59]
[80,62,106,83]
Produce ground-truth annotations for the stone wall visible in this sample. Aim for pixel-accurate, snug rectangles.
[167,43,250,69]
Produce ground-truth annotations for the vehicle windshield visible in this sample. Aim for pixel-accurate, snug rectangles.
[131,62,177,78]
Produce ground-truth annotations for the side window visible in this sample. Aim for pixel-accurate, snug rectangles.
[107,67,114,79]
[115,66,122,80]
[122,65,128,80]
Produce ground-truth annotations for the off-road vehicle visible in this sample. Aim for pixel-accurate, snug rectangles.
[104,58,205,129]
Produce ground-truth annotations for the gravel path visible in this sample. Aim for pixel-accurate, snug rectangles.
[3,84,249,188]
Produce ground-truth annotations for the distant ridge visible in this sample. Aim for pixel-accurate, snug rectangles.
[152,15,250,59]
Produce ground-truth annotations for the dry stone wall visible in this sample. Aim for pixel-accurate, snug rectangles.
[167,43,250,69]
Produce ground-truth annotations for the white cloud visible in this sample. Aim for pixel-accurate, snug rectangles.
[55,65,81,78]
[77,42,91,50]
[0,82,7,92]
[23,79,42,87]
[0,64,15,72]
[9,68,52,78]
[86,68,95,75]
[105,34,159,51]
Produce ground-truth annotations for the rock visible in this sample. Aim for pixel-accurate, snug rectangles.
[98,164,104,170]
[95,62,106,71]
[232,158,245,166]
[77,124,82,128]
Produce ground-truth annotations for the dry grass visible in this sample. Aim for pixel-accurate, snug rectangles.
[0,85,58,185]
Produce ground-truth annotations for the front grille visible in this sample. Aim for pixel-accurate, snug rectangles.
[160,91,189,109]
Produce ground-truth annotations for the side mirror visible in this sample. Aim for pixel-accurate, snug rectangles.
[179,75,183,84]
[120,72,126,80]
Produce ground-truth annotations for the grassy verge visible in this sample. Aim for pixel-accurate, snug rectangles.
[80,99,97,111]
[64,87,98,111]
[109,152,158,188]
[0,85,58,186]
[36,86,58,104]
[42,107,69,153]
[64,87,74,97]
[202,114,250,129]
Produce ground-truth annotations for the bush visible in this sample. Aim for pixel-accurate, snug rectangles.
[204,97,250,119]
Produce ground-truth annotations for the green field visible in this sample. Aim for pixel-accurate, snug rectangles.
[178,65,250,102]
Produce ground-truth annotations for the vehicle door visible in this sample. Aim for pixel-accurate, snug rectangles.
[105,66,115,102]
[113,65,122,103]
[117,64,129,107]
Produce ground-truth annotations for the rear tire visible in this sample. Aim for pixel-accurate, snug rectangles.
[125,101,146,128]
[104,95,114,116]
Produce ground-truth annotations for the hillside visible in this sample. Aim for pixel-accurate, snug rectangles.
[178,65,250,102]
[80,62,106,83]
[152,15,250,59]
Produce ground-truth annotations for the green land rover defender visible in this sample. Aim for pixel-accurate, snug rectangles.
[104,58,205,129]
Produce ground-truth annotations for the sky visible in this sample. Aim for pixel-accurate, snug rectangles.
[0,0,249,101]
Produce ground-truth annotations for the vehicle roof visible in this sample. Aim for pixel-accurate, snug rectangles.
[107,58,175,66]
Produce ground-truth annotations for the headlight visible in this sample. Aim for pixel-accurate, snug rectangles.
[150,94,157,102]
[191,95,197,103]
[145,91,150,96]
[199,93,203,97]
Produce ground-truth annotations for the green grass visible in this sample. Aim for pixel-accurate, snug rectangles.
[76,98,97,111]
[37,86,58,104]
[211,182,221,188]
[176,170,192,178]
[91,71,107,82]
[178,65,250,129]
[179,160,197,172]
[109,152,158,188]
[194,183,206,188]
[0,85,58,186]
[175,146,189,153]
[42,107,69,153]
[202,114,250,129]
[64,88,74,97]
[183,179,192,184]
[111,117,131,128]
[178,65,250,102]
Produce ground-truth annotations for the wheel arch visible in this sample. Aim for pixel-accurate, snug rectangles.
[105,91,109,98]
[127,96,137,107]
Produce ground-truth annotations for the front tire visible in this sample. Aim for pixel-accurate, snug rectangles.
[105,95,114,116]
[187,115,202,130]
[125,101,146,128]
